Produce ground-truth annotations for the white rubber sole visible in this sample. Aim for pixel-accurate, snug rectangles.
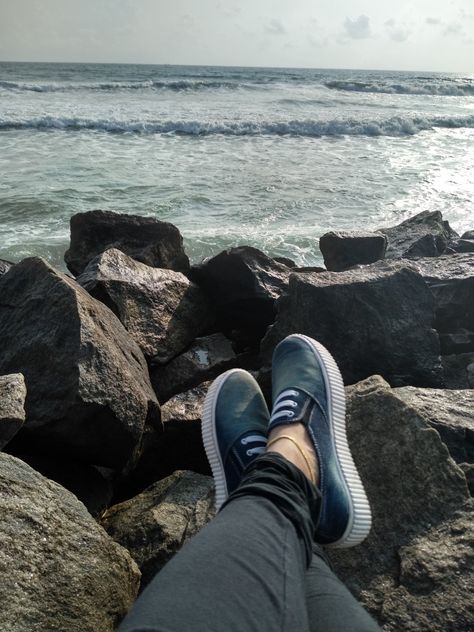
[202,369,249,511]
[290,334,372,548]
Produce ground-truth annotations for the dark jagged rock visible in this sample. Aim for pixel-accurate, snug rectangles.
[442,353,474,389]
[189,246,291,336]
[116,383,211,501]
[77,248,214,363]
[409,253,474,354]
[292,265,326,273]
[393,386,474,464]
[460,463,474,495]
[379,210,458,259]
[0,452,140,631]
[0,374,26,451]
[329,376,471,631]
[102,471,215,590]
[0,258,13,276]
[0,257,160,468]
[262,263,443,387]
[273,255,296,267]
[319,230,387,271]
[65,210,189,276]
[151,333,237,403]
[451,238,474,253]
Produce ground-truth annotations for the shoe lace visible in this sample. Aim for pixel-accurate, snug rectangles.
[240,434,267,457]
[269,389,299,423]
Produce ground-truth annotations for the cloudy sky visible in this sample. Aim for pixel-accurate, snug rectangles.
[0,0,473,72]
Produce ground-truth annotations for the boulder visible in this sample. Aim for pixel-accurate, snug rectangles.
[273,256,296,267]
[378,505,473,632]
[451,238,474,254]
[151,333,237,402]
[393,386,474,464]
[190,246,291,336]
[102,470,215,590]
[262,263,443,387]
[328,376,471,631]
[378,210,458,259]
[460,463,474,496]
[461,230,474,240]
[116,383,211,501]
[0,258,160,468]
[65,210,189,276]
[319,230,387,271]
[0,452,140,631]
[409,253,474,354]
[9,453,115,518]
[442,353,474,389]
[77,248,214,363]
[0,374,26,450]
[0,258,13,276]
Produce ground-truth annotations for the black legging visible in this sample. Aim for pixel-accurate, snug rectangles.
[119,453,380,632]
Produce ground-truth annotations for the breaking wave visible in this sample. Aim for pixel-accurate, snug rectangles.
[2,114,474,137]
[325,80,474,97]
[0,79,254,93]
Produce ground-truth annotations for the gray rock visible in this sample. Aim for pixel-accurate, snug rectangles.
[409,253,474,354]
[319,230,387,271]
[151,333,237,402]
[273,256,296,267]
[328,376,470,630]
[77,248,214,363]
[102,470,215,590]
[0,258,13,276]
[379,210,458,259]
[0,374,26,450]
[65,210,189,276]
[0,452,140,631]
[0,257,160,468]
[161,381,209,426]
[451,238,474,254]
[190,246,291,334]
[9,454,115,518]
[461,230,474,240]
[460,463,474,495]
[393,386,474,464]
[442,353,474,389]
[115,383,211,501]
[379,505,474,632]
[262,263,442,387]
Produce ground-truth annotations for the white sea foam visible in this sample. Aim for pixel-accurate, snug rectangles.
[325,79,474,97]
[2,114,474,137]
[0,79,249,93]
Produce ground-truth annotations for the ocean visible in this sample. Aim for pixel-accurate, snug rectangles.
[1,61,473,270]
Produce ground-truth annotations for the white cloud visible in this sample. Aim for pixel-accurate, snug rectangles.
[385,19,410,42]
[343,15,371,40]
[443,23,463,36]
[426,17,441,25]
[265,19,287,36]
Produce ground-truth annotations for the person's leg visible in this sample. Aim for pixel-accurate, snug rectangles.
[118,453,319,632]
[269,334,381,631]
[305,546,381,632]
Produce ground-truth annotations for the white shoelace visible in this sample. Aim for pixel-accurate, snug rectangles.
[269,389,299,424]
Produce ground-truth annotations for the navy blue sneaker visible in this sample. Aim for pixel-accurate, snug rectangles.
[270,334,371,548]
[202,369,269,510]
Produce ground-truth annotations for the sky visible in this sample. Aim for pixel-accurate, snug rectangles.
[0,0,473,72]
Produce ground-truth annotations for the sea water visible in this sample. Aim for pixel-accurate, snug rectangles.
[1,62,473,269]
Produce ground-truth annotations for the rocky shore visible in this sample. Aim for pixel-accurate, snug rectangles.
[0,209,473,631]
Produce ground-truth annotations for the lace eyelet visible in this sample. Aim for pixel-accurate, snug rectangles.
[287,411,295,418]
